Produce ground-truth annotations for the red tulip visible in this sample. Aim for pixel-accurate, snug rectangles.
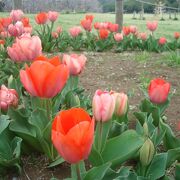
[85,15,94,22]
[174,32,180,39]
[158,37,167,45]
[0,17,12,28]
[20,58,69,98]
[123,26,130,36]
[99,29,109,39]
[52,108,94,164]
[81,19,92,32]
[0,85,18,111]
[35,12,48,25]
[148,78,170,104]
[108,23,119,33]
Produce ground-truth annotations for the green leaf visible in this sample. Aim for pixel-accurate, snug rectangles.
[0,115,10,134]
[166,148,180,168]
[101,130,144,167]
[48,157,65,168]
[83,162,111,180]
[175,164,180,180]
[146,153,167,180]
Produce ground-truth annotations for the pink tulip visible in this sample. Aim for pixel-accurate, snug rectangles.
[92,90,115,122]
[147,21,158,32]
[0,85,18,111]
[10,10,24,22]
[0,31,10,38]
[108,23,119,33]
[7,33,42,62]
[48,11,59,22]
[114,33,123,42]
[111,92,128,117]
[81,19,92,32]
[130,25,137,34]
[159,37,167,45]
[52,32,58,39]
[62,54,87,75]
[8,21,24,37]
[69,26,82,37]
[139,32,147,41]
[56,26,63,34]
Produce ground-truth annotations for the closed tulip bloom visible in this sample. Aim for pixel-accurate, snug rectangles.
[123,26,130,36]
[139,32,147,41]
[10,9,24,22]
[48,11,59,22]
[130,25,137,34]
[52,108,94,164]
[85,15,94,22]
[7,34,42,62]
[8,21,24,37]
[62,54,87,75]
[92,90,115,122]
[111,92,128,117]
[56,26,63,34]
[52,32,58,39]
[0,85,18,111]
[69,26,82,37]
[20,59,69,98]
[174,32,180,39]
[147,21,158,32]
[108,23,119,33]
[99,29,109,39]
[81,19,92,32]
[114,33,123,42]
[148,78,170,104]
[35,12,48,24]
[158,37,167,45]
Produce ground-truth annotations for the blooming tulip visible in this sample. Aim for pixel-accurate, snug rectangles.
[148,78,170,104]
[92,90,115,122]
[158,37,167,45]
[174,32,180,39]
[130,25,137,34]
[7,34,42,62]
[10,10,24,22]
[20,59,69,98]
[69,26,82,37]
[99,29,109,39]
[147,21,158,32]
[0,17,12,28]
[48,11,59,22]
[0,85,18,111]
[35,55,61,66]
[62,54,87,75]
[85,15,94,22]
[114,33,123,42]
[123,26,130,36]
[52,108,94,164]
[8,21,24,37]
[139,32,147,41]
[81,19,92,32]
[108,23,119,33]
[35,12,48,24]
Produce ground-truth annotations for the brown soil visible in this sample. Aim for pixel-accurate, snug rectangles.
[6,51,180,179]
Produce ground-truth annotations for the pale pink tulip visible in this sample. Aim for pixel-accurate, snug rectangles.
[0,85,18,111]
[7,33,42,62]
[62,54,87,75]
[10,9,24,22]
[92,90,115,122]
[69,26,82,37]
[56,26,63,34]
[52,32,58,39]
[114,33,123,42]
[111,92,128,117]
[48,11,59,22]
[8,21,24,37]
[139,32,147,41]
[147,21,158,32]
[130,25,137,34]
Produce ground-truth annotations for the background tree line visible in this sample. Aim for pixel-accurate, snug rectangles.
[0,0,179,13]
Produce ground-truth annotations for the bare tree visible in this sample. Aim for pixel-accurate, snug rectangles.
[115,0,123,31]
[13,0,22,9]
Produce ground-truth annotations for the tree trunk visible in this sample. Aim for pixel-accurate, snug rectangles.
[13,0,22,9]
[115,0,123,31]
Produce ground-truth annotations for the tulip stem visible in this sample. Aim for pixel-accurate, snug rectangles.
[76,163,82,180]
[97,120,103,152]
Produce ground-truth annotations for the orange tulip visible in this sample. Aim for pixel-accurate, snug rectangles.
[99,29,109,39]
[0,17,12,28]
[35,55,61,66]
[52,108,94,164]
[20,58,69,98]
[35,12,48,24]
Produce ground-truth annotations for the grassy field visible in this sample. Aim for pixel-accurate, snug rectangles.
[0,12,180,39]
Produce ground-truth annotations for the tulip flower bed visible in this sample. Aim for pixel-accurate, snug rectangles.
[0,10,180,180]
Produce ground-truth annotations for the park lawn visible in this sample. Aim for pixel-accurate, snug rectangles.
[0,12,179,39]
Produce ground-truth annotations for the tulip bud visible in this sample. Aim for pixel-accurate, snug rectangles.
[140,138,155,166]
[65,92,80,108]
[143,122,149,137]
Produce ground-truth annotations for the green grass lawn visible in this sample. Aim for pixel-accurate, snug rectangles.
[0,12,180,39]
